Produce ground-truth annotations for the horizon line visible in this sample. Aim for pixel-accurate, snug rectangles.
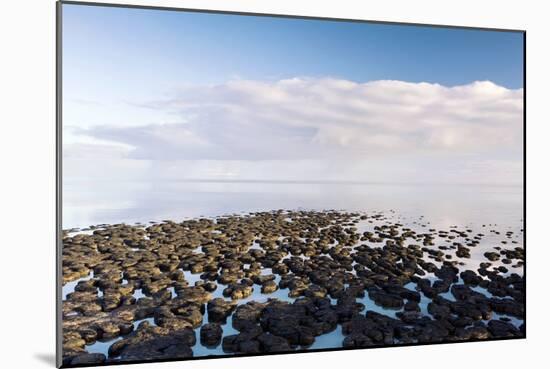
[64,178,523,187]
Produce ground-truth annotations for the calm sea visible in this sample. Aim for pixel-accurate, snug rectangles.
[63,180,523,231]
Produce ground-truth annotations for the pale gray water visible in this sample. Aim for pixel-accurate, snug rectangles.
[63,180,523,230]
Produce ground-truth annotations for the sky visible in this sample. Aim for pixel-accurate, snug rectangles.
[62,3,524,186]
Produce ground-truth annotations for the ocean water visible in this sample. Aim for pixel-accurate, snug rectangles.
[62,180,524,358]
[62,180,523,231]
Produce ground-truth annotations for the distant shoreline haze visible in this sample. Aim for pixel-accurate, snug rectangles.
[63,178,524,187]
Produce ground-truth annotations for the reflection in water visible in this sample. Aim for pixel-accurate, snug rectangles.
[63,181,523,230]
[62,180,524,358]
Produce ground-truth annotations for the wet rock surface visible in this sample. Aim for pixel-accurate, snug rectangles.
[62,210,525,363]
[200,323,223,347]
[108,321,195,361]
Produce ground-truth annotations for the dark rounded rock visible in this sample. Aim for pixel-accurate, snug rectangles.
[200,323,223,347]
[207,298,237,323]
[484,252,500,261]
[343,333,373,348]
[70,353,106,365]
[368,289,404,309]
[257,332,291,352]
[488,320,520,337]
[261,280,278,294]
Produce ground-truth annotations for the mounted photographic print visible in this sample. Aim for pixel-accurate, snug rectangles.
[57,1,525,367]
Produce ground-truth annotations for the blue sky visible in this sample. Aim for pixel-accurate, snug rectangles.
[63,3,523,93]
[62,3,524,189]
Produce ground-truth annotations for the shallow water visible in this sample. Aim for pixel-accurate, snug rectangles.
[63,250,524,359]
[62,272,95,300]
[62,181,524,359]
[63,181,523,231]
[86,317,156,357]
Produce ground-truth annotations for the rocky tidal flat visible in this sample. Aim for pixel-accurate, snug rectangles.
[61,210,525,366]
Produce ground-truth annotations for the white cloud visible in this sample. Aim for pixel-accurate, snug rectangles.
[65,78,523,185]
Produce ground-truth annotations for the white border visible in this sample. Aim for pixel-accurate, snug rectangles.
[2,1,547,368]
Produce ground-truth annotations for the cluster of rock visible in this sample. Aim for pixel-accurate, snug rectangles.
[61,210,524,366]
